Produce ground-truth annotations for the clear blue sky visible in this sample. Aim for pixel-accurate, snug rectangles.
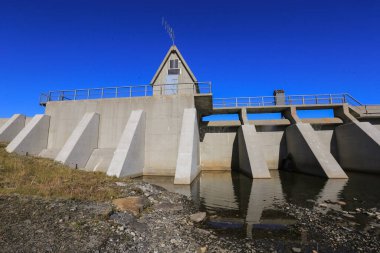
[0,0,379,117]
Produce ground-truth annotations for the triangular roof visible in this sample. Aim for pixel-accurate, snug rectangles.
[150,45,197,85]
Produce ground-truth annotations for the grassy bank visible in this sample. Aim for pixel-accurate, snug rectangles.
[0,143,129,201]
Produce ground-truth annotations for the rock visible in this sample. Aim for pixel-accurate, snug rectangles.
[115,182,128,187]
[197,246,208,253]
[337,201,346,206]
[342,213,355,219]
[312,250,318,253]
[319,203,327,208]
[190,212,206,223]
[292,247,301,253]
[112,197,144,216]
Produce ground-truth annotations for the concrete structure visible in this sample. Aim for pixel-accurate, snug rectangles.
[6,115,50,155]
[2,44,380,184]
[237,125,271,178]
[0,114,26,142]
[107,110,146,178]
[55,112,99,168]
[174,108,200,184]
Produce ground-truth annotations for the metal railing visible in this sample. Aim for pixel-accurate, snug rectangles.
[213,93,363,108]
[39,82,212,105]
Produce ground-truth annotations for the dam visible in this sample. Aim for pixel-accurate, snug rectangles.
[1,45,380,184]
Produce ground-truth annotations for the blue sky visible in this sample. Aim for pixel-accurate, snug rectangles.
[0,0,379,117]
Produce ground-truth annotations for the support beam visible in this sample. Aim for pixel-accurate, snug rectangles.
[334,104,358,123]
[174,108,200,184]
[107,110,146,178]
[6,115,50,155]
[335,121,380,173]
[239,108,249,125]
[0,114,26,142]
[285,123,348,178]
[55,112,99,168]
[237,125,271,178]
[283,107,301,124]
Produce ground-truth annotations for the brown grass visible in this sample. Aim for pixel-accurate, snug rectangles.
[0,143,130,202]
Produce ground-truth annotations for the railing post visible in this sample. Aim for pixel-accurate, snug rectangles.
[261,97,264,106]
[101,88,104,98]
[236,97,238,107]
[74,90,77,100]
[87,89,90,99]
[115,87,118,98]
[249,97,251,107]
[329,94,332,104]
[144,85,147,96]
[129,86,132,97]
[302,96,305,105]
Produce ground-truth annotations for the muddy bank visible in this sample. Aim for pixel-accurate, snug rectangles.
[0,181,379,252]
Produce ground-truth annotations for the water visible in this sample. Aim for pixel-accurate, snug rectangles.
[142,170,380,237]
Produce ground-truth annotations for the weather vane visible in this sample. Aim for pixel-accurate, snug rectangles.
[162,17,175,45]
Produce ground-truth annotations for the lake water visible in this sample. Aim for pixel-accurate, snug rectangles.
[142,170,380,237]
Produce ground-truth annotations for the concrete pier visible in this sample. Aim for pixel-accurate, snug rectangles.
[107,110,146,178]
[0,114,26,142]
[335,121,380,173]
[237,125,271,178]
[174,108,200,184]
[6,115,50,156]
[55,112,100,169]
[285,123,348,179]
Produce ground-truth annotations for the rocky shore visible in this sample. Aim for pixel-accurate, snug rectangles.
[0,180,379,253]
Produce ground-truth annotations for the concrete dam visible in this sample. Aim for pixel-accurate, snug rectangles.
[1,45,380,184]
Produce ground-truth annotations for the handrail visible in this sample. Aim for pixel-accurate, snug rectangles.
[39,82,212,105]
[213,93,363,108]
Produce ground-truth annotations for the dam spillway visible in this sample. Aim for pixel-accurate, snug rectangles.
[1,45,380,184]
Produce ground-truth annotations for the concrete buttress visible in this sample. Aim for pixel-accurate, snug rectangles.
[174,108,200,184]
[107,110,146,178]
[285,123,348,179]
[6,115,50,155]
[0,114,26,142]
[55,112,99,168]
[237,125,271,178]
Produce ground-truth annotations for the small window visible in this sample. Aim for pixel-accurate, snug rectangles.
[169,59,179,69]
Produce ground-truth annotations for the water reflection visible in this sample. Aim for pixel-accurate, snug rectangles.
[142,170,380,236]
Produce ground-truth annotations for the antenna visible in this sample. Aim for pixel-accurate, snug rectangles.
[162,17,175,45]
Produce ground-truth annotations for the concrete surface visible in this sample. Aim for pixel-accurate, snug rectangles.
[85,148,115,172]
[174,108,201,184]
[107,110,146,178]
[335,122,380,173]
[0,114,26,142]
[55,112,100,169]
[237,125,271,178]
[6,115,50,155]
[285,123,348,179]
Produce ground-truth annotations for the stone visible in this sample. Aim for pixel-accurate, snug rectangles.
[292,247,301,253]
[112,197,144,216]
[342,213,355,219]
[115,182,128,187]
[197,246,208,253]
[319,203,327,208]
[337,201,346,206]
[190,212,206,223]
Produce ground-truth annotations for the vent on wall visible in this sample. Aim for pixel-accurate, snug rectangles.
[168,59,180,75]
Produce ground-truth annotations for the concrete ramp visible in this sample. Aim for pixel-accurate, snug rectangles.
[55,112,99,169]
[85,148,115,172]
[335,122,380,173]
[39,148,61,159]
[174,108,200,184]
[285,123,348,179]
[107,110,146,178]
[0,114,26,142]
[6,115,50,155]
[237,125,271,178]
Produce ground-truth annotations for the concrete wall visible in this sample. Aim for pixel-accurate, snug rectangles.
[0,118,9,128]
[335,122,380,173]
[200,125,239,170]
[285,123,347,178]
[45,95,194,175]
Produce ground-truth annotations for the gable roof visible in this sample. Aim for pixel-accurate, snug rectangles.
[150,45,197,85]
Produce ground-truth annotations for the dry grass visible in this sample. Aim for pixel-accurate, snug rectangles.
[0,143,130,202]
